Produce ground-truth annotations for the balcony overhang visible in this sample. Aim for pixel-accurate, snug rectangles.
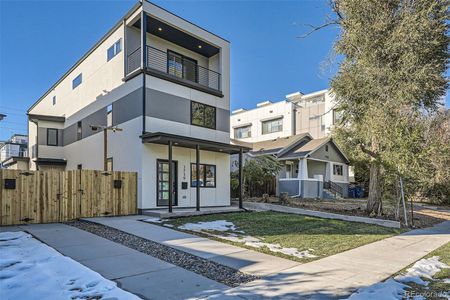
[34,158,67,166]
[141,132,250,154]
[132,15,220,58]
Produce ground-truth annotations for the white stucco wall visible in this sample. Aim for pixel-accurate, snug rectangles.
[141,143,230,209]
[230,101,294,143]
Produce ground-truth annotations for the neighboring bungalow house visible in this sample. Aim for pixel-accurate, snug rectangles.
[232,133,350,199]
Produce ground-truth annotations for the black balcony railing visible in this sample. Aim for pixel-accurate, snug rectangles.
[126,46,221,92]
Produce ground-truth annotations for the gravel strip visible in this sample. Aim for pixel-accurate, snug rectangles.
[66,220,258,287]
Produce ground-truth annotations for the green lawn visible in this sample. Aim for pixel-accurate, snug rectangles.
[165,211,402,262]
[402,242,450,299]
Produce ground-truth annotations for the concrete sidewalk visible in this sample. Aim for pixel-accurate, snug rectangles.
[86,215,300,277]
[1,223,228,300]
[219,220,450,299]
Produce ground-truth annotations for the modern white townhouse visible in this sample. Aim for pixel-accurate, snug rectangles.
[0,134,29,170]
[231,89,339,142]
[230,89,350,199]
[27,0,247,211]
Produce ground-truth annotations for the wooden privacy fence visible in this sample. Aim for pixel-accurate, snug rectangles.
[0,169,137,225]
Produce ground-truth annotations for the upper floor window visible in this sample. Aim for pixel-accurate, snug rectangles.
[47,128,58,146]
[77,121,82,141]
[107,104,113,127]
[52,96,56,106]
[262,118,283,134]
[234,125,251,139]
[72,73,82,89]
[107,39,121,61]
[333,164,343,176]
[333,109,343,125]
[191,101,215,129]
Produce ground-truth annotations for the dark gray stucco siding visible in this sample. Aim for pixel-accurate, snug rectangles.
[63,123,78,146]
[145,88,230,132]
[81,108,107,139]
[113,89,142,126]
[146,89,190,124]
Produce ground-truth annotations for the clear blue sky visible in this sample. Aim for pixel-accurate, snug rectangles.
[0,0,448,141]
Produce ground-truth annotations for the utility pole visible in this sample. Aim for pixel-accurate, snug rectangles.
[90,125,123,171]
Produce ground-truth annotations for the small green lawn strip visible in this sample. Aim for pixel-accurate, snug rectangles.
[400,242,450,300]
[165,211,402,263]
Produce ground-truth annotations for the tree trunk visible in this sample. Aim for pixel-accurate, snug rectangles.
[366,163,382,215]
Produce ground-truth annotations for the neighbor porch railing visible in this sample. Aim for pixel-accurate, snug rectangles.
[324,180,344,198]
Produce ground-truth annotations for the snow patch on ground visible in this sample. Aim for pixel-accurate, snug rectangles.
[0,231,141,300]
[346,256,449,300]
[142,217,165,223]
[395,256,448,286]
[177,220,316,259]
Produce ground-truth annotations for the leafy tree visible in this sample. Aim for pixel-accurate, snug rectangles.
[243,155,282,197]
[329,0,449,214]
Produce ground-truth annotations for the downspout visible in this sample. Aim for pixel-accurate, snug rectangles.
[141,10,147,134]
[292,106,297,136]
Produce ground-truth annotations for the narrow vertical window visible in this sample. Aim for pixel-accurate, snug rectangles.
[107,104,113,127]
[77,121,82,141]
[52,96,56,106]
[47,128,58,146]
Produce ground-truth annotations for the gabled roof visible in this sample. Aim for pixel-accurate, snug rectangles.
[236,133,349,164]
[232,133,312,156]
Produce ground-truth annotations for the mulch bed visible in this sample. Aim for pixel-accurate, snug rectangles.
[65,220,257,287]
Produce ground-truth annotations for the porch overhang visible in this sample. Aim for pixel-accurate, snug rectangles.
[140,132,251,154]
[34,158,67,166]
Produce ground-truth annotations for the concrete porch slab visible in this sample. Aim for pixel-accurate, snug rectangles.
[141,206,244,218]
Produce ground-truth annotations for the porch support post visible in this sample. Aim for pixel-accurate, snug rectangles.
[168,140,173,213]
[196,144,200,211]
[238,148,243,209]
[140,11,147,69]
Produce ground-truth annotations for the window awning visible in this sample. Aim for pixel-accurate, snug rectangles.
[141,132,251,154]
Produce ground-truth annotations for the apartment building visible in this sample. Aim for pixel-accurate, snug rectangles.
[27,1,246,210]
[231,89,338,141]
[0,134,29,170]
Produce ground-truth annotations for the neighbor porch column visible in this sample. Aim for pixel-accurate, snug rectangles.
[168,140,173,213]
[238,148,243,209]
[196,144,200,211]
[300,158,308,179]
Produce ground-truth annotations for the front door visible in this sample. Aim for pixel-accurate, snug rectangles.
[157,160,178,206]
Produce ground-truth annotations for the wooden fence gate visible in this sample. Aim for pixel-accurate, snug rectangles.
[0,169,137,225]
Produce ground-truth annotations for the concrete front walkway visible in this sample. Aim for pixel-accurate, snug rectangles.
[218,220,450,299]
[0,222,228,300]
[87,215,300,277]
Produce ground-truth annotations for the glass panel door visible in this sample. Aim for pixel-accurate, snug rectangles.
[167,52,183,78]
[157,160,177,206]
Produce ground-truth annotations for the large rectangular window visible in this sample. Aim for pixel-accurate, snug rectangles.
[191,101,216,129]
[47,128,58,146]
[191,163,216,188]
[262,118,283,134]
[333,164,343,176]
[77,121,82,141]
[234,125,251,139]
[107,39,121,61]
[72,73,82,89]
